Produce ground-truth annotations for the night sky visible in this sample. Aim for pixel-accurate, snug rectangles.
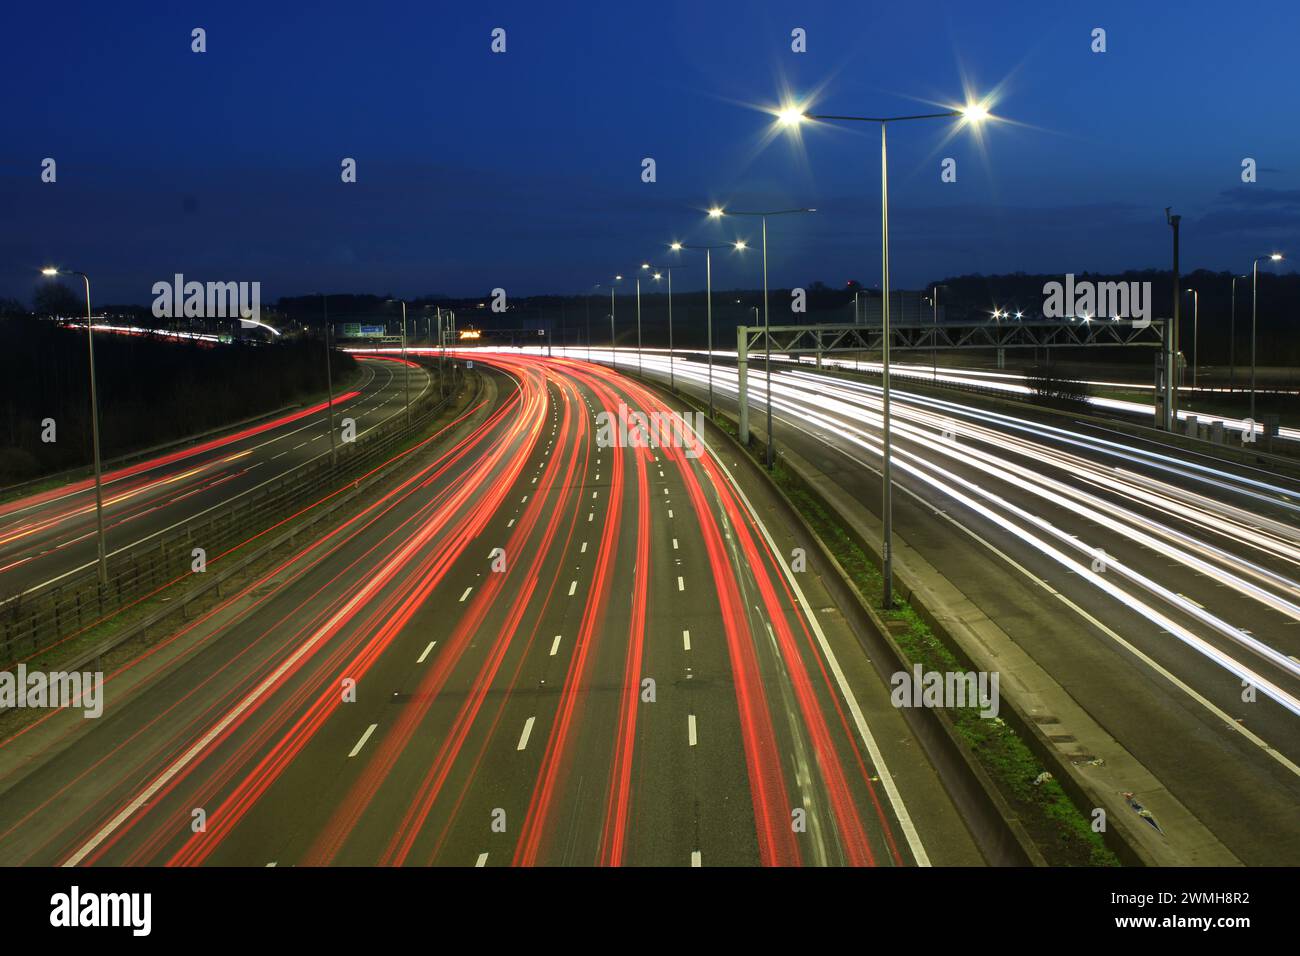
[5,0,1297,304]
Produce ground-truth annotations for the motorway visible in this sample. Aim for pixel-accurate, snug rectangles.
[0,356,978,866]
[558,346,1300,865]
[0,356,432,610]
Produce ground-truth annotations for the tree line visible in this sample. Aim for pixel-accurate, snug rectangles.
[0,319,354,484]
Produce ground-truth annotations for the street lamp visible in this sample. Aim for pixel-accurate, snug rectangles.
[644,259,688,392]
[41,267,108,588]
[670,239,747,420]
[387,299,411,427]
[708,206,816,468]
[1183,288,1198,390]
[1250,253,1284,420]
[1229,274,1246,392]
[610,275,622,371]
[930,284,949,382]
[636,265,650,377]
[780,98,991,608]
[321,294,338,466]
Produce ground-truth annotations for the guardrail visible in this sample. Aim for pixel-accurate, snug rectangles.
[0,363,461,665]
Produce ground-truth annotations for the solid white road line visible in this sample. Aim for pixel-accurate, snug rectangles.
[704,436,933,866]
[348,723,379,758]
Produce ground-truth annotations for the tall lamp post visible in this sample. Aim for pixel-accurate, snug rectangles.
[1229,274,1245,393]
[641,262,687,392]
[707,205,816,468]
[610,275,622,371]
[779,100,989,608]
[1183,288,1198,390]
[1250,253,1284,421]
[930,284,948,382]
[387,299,411,427]
[635,266,648,377]
[321,294,338,465]
[670,239,747,420]
[41,267,109,588]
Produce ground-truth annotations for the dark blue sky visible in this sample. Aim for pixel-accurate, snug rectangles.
[5,0,1298,304]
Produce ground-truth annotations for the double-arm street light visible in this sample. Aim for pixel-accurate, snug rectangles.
[670,239,748,420]
[41,267,109,588]
[707,205,816,469]
[1250,253,1284,421]
[778,100,990,608]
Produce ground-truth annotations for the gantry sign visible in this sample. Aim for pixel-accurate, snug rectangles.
[733,319,1173,442]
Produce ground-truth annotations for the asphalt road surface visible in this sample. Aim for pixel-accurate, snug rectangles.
[0,355,978,866]
[0,356,432,604]
[570,346,1300,865]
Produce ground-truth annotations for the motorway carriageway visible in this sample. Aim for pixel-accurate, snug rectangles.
[0,354,980,866]
[0,357,432,615]
[519,345,1299,864]
[646,348,1300,443]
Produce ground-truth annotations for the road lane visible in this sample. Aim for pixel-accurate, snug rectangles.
[0,356,975,867]
[0,356,432,611]
[569,347,1300,863]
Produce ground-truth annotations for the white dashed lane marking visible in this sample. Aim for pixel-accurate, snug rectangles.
[516,716,536,751]
[348,723,379,758]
